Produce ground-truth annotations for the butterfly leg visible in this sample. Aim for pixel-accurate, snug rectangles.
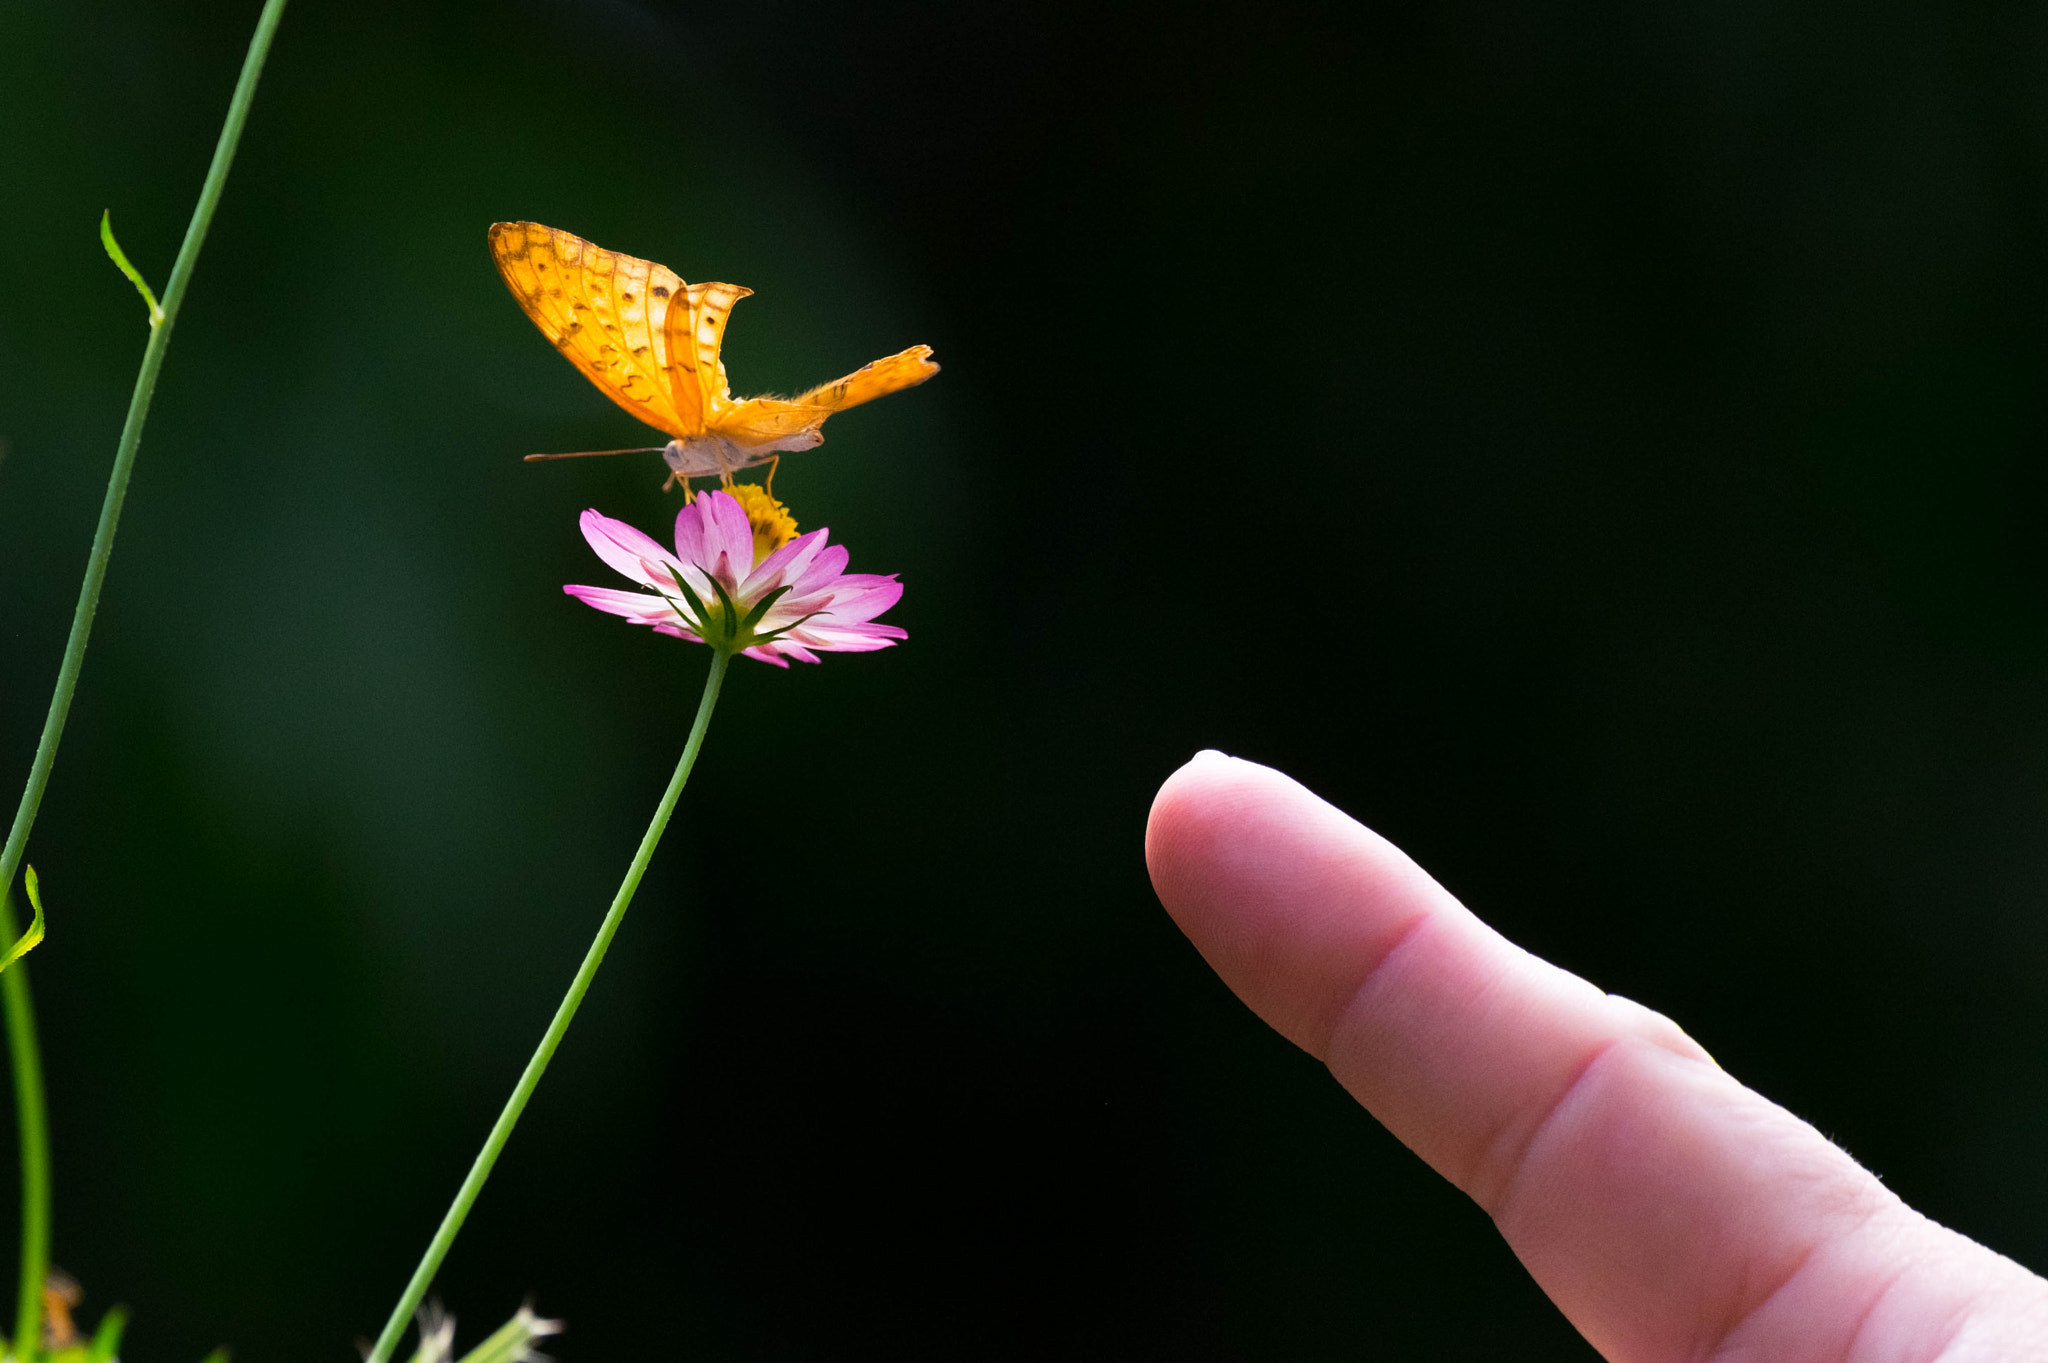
[763,454,780,499]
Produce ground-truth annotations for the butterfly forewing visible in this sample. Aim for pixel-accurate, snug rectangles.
[488,221,700,437]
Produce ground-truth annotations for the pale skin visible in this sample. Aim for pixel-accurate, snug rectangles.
[1145,751,2048,1361]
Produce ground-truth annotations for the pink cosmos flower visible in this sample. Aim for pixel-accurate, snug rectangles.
[564,490,905,667]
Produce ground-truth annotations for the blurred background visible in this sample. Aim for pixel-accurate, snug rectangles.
[5,0,2048,1357]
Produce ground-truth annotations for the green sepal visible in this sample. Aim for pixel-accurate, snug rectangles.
[652,587,696,634]
[1,869,49,974]
[705,574,742,639]
[751,608,825,646]
[735,583,792,635]
[661,565,800,656]
[98,213,164,328]
[664,567,716,639]
[655,586,702,634]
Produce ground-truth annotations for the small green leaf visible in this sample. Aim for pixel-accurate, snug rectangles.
[99,212,164,328]
[1,869,48,974]
[84,1307,126,1363]
[194,1349,229,1363]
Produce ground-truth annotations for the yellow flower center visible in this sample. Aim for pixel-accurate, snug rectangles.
[727,483,799,566]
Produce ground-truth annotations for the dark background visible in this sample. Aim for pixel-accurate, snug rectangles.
[5,0,2048,1357]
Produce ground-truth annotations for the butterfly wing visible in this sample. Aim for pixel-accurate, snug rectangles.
[714,345,942,445]
[662,280,754,425]
[488,222,702,438]
[791,344,940,412]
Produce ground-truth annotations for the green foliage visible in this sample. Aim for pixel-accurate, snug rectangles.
[0,871,46,976]
[96,214,161,328]
[83,1305,125,1363]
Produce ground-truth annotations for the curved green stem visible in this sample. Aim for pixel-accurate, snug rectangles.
[0,888,44,1363]
[0,0,289,902]
[365,651,733,1363]
[0,5,287,1356]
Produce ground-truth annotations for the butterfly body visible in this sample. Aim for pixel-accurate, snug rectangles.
[487,221,937,485]
[659,427,821,480]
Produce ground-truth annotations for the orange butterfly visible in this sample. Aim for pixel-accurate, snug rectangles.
[488,222,938,493]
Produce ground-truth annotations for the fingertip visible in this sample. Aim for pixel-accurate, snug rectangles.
[1144,750,1291,895]
[1146,752,1437,1055]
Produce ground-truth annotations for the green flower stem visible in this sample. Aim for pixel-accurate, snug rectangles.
[0,888,44,1363]
[365,650,733,1363]
[0,4,286,1356]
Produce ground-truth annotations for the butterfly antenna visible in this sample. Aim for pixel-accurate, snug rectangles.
[521,446,666,462]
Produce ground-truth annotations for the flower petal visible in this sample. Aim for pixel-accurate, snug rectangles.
[690,490,756,588]
[672,497,709,568]
[819,576,905,619]
[788,627,902,653]
[565,582,678,624]
[582,510,679,589]
[789,542,852,596]
[748,527,831,595]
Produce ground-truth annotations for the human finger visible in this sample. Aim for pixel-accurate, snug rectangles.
[1145,751,2048,1360]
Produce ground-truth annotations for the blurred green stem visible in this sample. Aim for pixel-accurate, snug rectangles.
[365,651,732,1363]
[0,889,44,1363]
[0,3,287,1355]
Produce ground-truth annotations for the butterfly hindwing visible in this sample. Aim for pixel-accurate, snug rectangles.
[488,222,698,437]
[791,344,940,413]
[662,281,752,428]
[717,344,944,444]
